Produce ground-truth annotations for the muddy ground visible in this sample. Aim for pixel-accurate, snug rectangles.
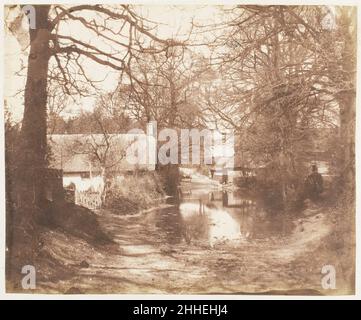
[31,198,354,295]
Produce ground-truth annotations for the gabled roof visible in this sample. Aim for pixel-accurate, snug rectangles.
[48,133,155,173]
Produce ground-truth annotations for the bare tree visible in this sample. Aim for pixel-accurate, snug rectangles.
[203,5,355,202]
[123,46,208,130]
[62,106,133,203]
[6,4,179,278]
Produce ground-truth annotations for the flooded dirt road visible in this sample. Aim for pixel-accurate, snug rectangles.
[37,180,349,295]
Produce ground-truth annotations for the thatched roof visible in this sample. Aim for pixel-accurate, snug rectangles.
[48,134,155,173]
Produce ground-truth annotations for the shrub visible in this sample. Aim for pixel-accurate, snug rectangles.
[104,172,165,214]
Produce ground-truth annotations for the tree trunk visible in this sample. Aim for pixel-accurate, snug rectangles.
[338,8,356,189]
[100,166,107,205]
[9,5,51,284]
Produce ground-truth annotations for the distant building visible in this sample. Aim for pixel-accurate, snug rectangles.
[48,133,156,191]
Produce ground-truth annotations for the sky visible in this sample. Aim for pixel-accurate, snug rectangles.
[4,5,223,123]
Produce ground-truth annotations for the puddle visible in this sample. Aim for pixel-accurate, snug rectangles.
[151,189,294,247]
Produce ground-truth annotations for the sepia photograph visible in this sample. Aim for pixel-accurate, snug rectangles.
[2,1,357,296]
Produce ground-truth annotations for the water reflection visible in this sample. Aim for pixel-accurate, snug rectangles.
[154,190,293,247]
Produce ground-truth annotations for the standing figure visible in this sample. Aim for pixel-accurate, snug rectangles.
[304,164,324,200]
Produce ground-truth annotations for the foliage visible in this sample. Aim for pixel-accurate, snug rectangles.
[104,172,165,214]
[203,6,356,206]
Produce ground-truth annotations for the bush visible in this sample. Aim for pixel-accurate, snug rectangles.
[104,172,165,214]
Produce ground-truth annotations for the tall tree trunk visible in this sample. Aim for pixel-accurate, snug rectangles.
[335,7,356,294]
[338,7,356,189]
[100,166,107,205]
[10,5,51,284]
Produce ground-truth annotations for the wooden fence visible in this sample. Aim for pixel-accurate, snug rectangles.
[74,190,102,210]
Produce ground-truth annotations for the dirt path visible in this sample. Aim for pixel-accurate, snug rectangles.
[34,198,352,295]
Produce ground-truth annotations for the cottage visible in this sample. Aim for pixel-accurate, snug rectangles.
[48,133,156,191]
